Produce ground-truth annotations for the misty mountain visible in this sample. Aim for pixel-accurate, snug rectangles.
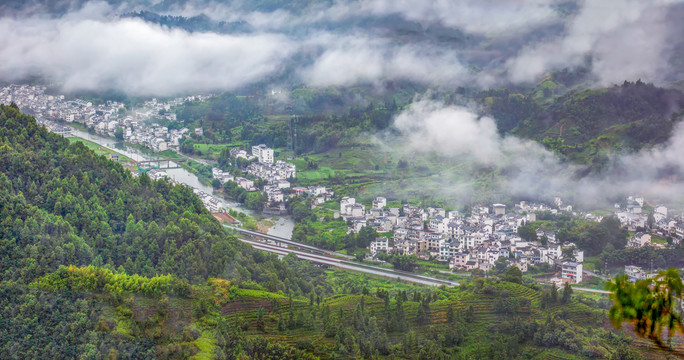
[121,10,254,34]
[477,80,684,164]
[4,0,684,95]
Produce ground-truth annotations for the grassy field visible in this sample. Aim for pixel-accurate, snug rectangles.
[156,149,183,158]
[67,137,133,162]
[192,142,247,157]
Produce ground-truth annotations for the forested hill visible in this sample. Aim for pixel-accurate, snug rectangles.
[0,104,331,357]
[478,80,684,165]
[0,104,324,291]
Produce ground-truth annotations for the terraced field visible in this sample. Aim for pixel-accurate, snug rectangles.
[54,274,674,359]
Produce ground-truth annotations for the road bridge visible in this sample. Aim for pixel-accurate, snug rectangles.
[239,238,459,287]
[225,225,353,259]
[136,158,185,169]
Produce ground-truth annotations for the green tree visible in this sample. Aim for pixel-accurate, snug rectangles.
[518,225,537,242]
[647,212,655,228]
[503,266,523,284]
[561,282,573,304]
[114,128,124,141]
[256,307,266,332]
[494,257,509,275]
[607,268,684,347]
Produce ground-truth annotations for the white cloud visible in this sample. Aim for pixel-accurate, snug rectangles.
[300,34,470,87]
[389,99,684,207]
[0,15,295,95]
[506,0,680,85]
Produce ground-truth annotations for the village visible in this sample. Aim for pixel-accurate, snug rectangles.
[0,84,211,152]
[331,194,682,285]
[211,144,299,212]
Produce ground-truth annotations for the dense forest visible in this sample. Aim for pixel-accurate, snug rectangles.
[176,89,404,157]
[0,104,331,291]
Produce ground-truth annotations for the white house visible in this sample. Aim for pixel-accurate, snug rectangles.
[625,265,647,282]
[252,144,274,163]
[372,197,387,209]
[370,238,390,255]
[561,262,583,283]
[493,204,506,216]
[654,206,668,222]
[627,232,651,248]
[340,197,356,215]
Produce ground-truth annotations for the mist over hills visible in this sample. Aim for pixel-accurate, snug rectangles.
[2,0,684,94]
[3,0,684,207]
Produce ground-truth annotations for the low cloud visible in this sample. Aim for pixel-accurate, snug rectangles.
[0,10,294,96]
[299,35,471,87]
[1,1,684,96]
[389,100,684,208]
[506,0,679,85]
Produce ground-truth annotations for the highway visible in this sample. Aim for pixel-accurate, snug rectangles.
[225,225,354,259]
[239,238,459,287]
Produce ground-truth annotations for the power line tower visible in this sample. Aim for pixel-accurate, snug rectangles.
[286,104,297,154]
[288,116,298,155]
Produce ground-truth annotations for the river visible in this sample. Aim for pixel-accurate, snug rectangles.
[67,128,295,239]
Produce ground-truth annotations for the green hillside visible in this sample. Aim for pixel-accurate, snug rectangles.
[478,80,684,166]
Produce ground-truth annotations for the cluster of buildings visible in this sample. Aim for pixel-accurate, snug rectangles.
[354,194,684,283]
[211,167,257,192]
[221,144,297,206]
[614,196,650,231]
[341,196,586,283]
[193,189,223,213]
[616,196,684,246]
[0,84,211,152]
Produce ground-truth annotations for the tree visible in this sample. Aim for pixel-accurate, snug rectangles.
[607,268,684,347]
[518,225,537,242]
[561,282,573,304]
[256,307,265,332]
[648,212,655,229]
[114,128,124,141]
[503,266,523,284]
[540,235,548,246]
[494,257,509,275]
[446,305,455,324]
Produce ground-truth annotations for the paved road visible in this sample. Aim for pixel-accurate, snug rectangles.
[226,225,354,259]
[571,286,611,294]
[240,238,459,287]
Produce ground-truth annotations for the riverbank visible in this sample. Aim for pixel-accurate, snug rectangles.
[67,137,134,163]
